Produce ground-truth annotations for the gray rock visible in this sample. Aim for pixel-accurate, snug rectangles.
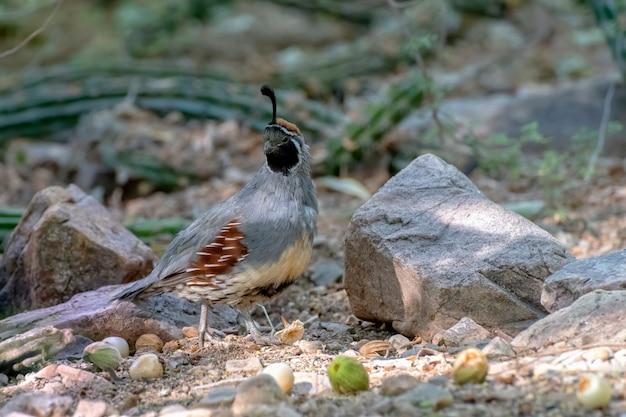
[0,326,74,373]
[512,290,626,350]
[197,386,237,408]
[0,288,235,359]
[345,154,571,337]
[380,373,419,396]
[482,336,515,358]
[231,374,286,417]
[0,392,73,417]
[225,357,263,374]
[541,248,626,312]
[0,372,8,386]
[393,383,453,411]
[440,317,491,347]
[310,259,343,286]
[71,399,110,417]
[0,185,155,313]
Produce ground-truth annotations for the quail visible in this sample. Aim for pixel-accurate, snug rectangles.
[116,86,318,347]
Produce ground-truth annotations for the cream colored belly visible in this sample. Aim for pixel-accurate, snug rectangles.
[227,235,312,305]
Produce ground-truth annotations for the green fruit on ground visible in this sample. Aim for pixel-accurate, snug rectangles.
[327,356,369,394]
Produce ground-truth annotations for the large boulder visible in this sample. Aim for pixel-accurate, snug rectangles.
[0,185,156,313]
[512,290,626,350]
[542,248,626,312]
[344,154,571,337]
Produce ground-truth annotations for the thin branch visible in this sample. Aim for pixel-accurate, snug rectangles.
[0,0,63,60]
[584,82,615,182]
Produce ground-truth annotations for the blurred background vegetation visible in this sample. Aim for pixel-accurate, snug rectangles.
[0,0,625,255]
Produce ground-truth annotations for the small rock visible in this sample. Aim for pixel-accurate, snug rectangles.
[394,383,453,411]
[57,365,102,387]
[513,290,626,349]
[0,373,9,386]
[165,352,189,371]
[0,392,73,417]
[129,353,164,380]
[294,340,323,354]
[542,248,626,312]
[440,317,491,347]
[319,322,350,333]
[582,347,612,362]
[482,337,515,358]
[231,374,286,417]
[388,335,411,351]
[159,410,223,417]
[380,374,419,396]
[135,334,164,353]
[262,363,294,394]
[159,404,187,415]
[182,327,199,339]
[102,336,130,358]
[310,259,343,286]
[196,386,237,408]
[225,357,263,374]
[54,335,94,361]
[71,399,109,417]
[163,340,181,353]
[246,404,302,417]
[292,372,332,396]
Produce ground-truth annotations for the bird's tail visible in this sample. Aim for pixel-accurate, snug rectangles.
[110,271,160,302]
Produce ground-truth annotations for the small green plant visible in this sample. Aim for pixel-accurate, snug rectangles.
[469,121,622,206]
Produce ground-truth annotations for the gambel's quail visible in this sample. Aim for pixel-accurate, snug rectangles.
[115,86,318,346]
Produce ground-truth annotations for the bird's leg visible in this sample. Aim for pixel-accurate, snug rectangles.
[198,302,226,348]
[198,302,209,348]
[256,303,276,335]
[239,308,279,346]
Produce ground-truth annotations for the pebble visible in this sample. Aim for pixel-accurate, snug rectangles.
[368,358,413,370]
[292,372,332,396]
[129,353,164,380]
[159,404,187,415]
[0,393,73,417]
[231,374,286,417]
[482,336,515,358]
[0,373,8,386]
[581,347,612,361]
[182,327,199,339]
[320,322,350,333]
[159,409,221,417]
[163,340,181,353]
[388,334,411,351]
[394,383,453,411]
[71,399,109,417]
[225,357,263,374]
[294,340,323,354]
[196,386,237,408]
[135,334,164,353]
[439,317,491,347]
[310,259,343,286]
[380,373,419,396]
[165,352,189,371]
[102,336,130,358]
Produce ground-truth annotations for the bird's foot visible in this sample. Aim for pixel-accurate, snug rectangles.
[245,327,280,346]
[198,326,225,349]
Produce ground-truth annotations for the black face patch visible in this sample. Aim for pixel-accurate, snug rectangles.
[266,139,299,175]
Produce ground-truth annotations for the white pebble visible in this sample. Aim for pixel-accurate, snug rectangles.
[577,374,612,409]
[129,353,164,380]
[102,336,130,358]
[261,363,294,394]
